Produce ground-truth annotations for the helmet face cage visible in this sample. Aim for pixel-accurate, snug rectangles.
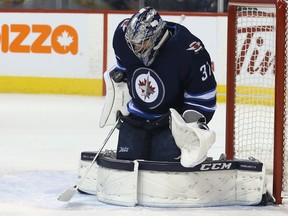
[125,7,166,66]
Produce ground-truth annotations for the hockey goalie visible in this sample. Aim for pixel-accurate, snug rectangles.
[101,6,217,164]
[77,64,271,207]
[74,6,273,207]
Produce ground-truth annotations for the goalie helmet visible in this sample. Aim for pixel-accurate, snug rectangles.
[125,7,167,66]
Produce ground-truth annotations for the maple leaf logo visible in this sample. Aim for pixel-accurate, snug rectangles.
[138,78,155,100]
[57,31,73,50]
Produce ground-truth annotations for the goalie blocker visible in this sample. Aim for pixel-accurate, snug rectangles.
[99,65,131,128]
[77,151,273,207]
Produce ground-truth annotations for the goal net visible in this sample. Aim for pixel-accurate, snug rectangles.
[225,0,288,204]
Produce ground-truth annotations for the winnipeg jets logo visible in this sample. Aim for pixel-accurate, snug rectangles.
[131,68,165,109]
[186,41,203,53]
[138,72,155,100]
[135,72,158,102]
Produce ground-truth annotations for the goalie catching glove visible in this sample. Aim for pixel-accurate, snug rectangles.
[170,108,216,168]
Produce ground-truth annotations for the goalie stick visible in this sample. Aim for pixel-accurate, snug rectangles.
[57,118,120,202]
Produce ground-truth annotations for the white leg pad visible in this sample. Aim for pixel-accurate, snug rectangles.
[77,152,268,207]
[77,159,98,195]
[96,160,139,206]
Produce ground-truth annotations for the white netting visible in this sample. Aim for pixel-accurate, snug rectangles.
[234,6,276,170]
[232,3,288,201]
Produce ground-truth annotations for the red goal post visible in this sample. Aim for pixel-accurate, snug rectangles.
[225,0,288,204]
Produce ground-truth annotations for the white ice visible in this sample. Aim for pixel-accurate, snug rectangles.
[0,93,287,216]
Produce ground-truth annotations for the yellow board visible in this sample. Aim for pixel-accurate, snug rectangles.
[216,84,275,106]
[1,78,271,106]
[0,76,103,96]
[0,77,227,104]
[217,85,226,103]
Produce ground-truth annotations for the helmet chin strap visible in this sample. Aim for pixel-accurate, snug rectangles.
[153,29,170,50]
[153,14,186,51]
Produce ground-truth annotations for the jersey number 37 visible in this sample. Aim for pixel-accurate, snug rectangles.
[201,62,212,81]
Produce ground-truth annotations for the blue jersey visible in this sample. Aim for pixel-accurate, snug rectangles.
[113,19,217,123]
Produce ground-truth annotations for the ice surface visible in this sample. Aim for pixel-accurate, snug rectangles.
[0,94,287,216]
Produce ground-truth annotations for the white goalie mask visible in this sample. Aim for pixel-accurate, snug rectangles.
[125,7,168,66]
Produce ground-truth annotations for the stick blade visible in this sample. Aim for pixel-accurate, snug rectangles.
[58,188,77,202]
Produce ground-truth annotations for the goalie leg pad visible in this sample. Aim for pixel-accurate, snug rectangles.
[77,152,268,207]
[77,153,98,195]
